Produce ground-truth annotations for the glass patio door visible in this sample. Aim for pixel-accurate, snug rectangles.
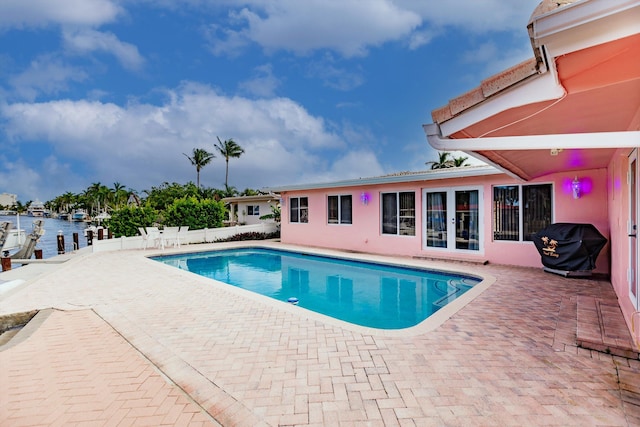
[629,150,638,309]
[424,187,482,252]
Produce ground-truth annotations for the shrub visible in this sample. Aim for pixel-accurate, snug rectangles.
[106,205,158,237]
[215,231,280,242]
[163,197,226,230]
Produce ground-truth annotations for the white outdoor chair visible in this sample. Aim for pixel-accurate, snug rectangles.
[178,226,189,247]
[145,226,161,249]
[162,226,180,248]
[138,227,151,250]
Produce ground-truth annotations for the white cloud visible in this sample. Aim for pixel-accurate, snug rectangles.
[0,154,88,203]
[0,0,121,29]
[0,82,383,198]
[209,0,421,57]
[204,0,540,58]
[238,64,281,97]
[307,55,364,91]
[63,28,145,71]
[0,157,41,203]
[407,29,436,50]
[307,150,385,184]
[396,0,541,33]
[459,40,535,82]
[8,55,89,101]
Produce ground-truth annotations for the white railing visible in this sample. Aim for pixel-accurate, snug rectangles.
[91,223,279,252]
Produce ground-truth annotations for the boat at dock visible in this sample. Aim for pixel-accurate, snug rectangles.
[0,217,45,259]
[0,222,26,255]
[27,199,46,217]
[72,209,90,222]
[93,211,111,224]
[0,215,91,259]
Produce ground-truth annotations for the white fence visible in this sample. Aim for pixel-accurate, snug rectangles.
[91,223,279,253]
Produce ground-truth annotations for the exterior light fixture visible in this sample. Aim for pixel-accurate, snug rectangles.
[571,176,581,199]
[360,192,370,205]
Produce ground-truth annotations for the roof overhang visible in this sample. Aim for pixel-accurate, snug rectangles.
[425,0,640,181]
[221,194,280,203]
[425,125,640,181]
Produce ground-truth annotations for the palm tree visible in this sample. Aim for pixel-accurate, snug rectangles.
[223,185,238,198]
[259,205,281,223]
[183,148,215,188]
[111,182,126,208]
[84,182,101,214]
[452,155,469,167]
[215,137,244,188]
[426,151,453,169]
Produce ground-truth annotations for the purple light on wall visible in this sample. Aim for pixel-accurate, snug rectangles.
[562,176,593,198]
[562,177,573,195]
[567,150,585,168]
[572,177,581,199]
[360,192,371,205]
[614,177,622,191]
[581,177,594,194]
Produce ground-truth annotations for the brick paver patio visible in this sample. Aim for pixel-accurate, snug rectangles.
[1,241,639,426]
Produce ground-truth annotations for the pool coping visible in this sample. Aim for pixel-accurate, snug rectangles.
[145,241,497,338]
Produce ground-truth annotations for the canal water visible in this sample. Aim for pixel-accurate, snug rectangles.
[1,215,93,259]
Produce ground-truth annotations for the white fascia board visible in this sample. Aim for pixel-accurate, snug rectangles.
[533,0,640,57]
[424,125,640,151]
[438,71,565,138]
[532,0,640,42]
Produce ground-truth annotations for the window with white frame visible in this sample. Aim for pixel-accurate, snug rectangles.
[247,205,260,216]
[289,197,308,223]
[493,183,552,241]
[327,195,352,224]
[381,191,415,236]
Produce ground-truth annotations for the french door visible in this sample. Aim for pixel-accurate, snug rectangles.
[423,187,482,252]
[629,150,639,309]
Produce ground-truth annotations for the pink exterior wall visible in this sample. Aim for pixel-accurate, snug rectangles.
[280,168,610,274]
[607,148,640,345]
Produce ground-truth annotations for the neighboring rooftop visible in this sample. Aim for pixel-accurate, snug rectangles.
[221,193,280,203]
[266,165,500,192]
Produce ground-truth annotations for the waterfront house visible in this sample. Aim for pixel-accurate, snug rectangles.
[271,0,640,346]
[221,193,280,225]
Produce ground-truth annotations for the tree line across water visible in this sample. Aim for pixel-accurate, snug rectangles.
[1,138,269,237]
[2,148,461,237]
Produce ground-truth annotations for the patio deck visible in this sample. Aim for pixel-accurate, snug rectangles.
[1,242,639,426]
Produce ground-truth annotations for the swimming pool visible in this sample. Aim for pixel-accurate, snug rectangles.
[153,247,481,329]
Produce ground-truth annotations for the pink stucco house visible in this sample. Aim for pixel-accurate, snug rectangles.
[271,0,639,347]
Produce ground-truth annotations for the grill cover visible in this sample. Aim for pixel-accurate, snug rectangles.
[532,223,607,272]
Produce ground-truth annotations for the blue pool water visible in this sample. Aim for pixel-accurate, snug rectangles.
[153,248,481,329]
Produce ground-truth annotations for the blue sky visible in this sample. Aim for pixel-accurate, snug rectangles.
[0,0,540,203]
